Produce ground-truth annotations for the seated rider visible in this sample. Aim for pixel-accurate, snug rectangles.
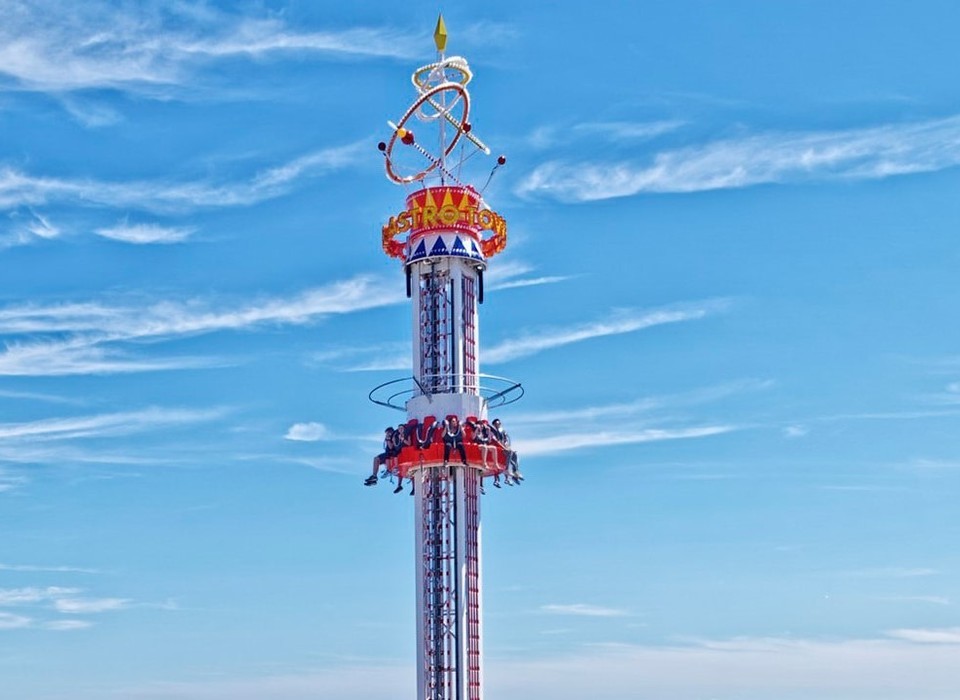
[467,419,499,482]
[441,416,468,467]
[414,419,434,449]
[490,418,522,485]
[364,427,399,486]
[391,424,413,494]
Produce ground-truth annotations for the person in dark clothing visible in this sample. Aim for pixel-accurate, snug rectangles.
[441,416,468,467]
[414,419,434,449]
[391,424,412,493]
[365,427,399,486]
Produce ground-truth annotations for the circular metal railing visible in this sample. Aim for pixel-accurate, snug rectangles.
[368,373,524,412]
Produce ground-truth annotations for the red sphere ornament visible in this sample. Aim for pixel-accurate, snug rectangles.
[497,155,507,165]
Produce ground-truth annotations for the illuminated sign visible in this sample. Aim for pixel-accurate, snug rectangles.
[382,186,507,260]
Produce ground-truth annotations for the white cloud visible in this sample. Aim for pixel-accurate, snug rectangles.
[0,563,99,574]
[0,208,60,249]
[24,209,59,239]
[517,426,734,457]
[573,120,686,141]
[308,341,411,373]
[43,619,93,631]
[0,274,403,375]
[0,586,79,605]
[0,407,226,442]
[284,422,331,442]
[0,468,26,493]
[484,300,727,364]
[98,633,960,700]
[540,603,628,617]
[875,596,950,606]
[0,388,80,404]
[528,120,684,149]
[0,141,366,212]
[53,597,130,614]
[887,627,960,644]
[842,567,938,579]
[783,425,809,438]
[480,260,574,292]
[508,380,770,426]
[94,222,195,244]
[0,611,31,629]
[59,97,122,127]
[517,114,960,202]
[0,3,419,95]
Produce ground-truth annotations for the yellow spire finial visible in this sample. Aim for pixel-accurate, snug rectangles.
[434,13,448,53]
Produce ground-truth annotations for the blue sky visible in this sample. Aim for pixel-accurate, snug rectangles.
[1,1,959,698]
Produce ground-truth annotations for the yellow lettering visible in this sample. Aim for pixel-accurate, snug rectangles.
[439,205,459,225]
[478,209,494,230]
[422,206,438,226]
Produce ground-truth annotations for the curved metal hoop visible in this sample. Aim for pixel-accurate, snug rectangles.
[384,82,470,184]
[369,373,524,412]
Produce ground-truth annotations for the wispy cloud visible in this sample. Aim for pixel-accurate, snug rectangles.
[527,120,684,149]
[503,382,751,459]
[105,632,960,700]
[0,388,80,404]
[484,300,728,363]
[346,298,719,371]
[517,115,960,202]
[308,341,411,373]
[0,587,79,605]
[43,619,93,631]
[508,380,770,426]
[0,612,31,629]
[484,260,574,292]
[0,3,420,95]
[841,567,938,579]
[0,208,60,249]
[0,563,100,574]
[0,582,134,631]
[0,274,402,375]
[517,426,734,457]
[0,468,26,493]
[887,627,960,644]
[540,603,629,618]
[0,141,366,213]
[573,120,686,141]
[53,597,130,614]
[875,596,951,606]
[94,222,196,244]
[0,408,226,442]
[783,425,809,438]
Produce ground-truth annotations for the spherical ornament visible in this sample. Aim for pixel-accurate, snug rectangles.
[497,155,507,166]
[401,130,415,145]
[377,142,387,151]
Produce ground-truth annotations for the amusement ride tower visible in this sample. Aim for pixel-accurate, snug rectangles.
[367,16,523,700]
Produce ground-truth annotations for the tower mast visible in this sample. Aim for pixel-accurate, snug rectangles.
[369,16,521,700]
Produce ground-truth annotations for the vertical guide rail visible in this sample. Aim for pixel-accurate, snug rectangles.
[419,467,459,699]
[462,276,478,393]
[463,470,482,700]
[420,270,452,394]
[416,464,483,700]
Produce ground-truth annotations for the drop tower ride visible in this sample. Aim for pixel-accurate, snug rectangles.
[367,16,523,700]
